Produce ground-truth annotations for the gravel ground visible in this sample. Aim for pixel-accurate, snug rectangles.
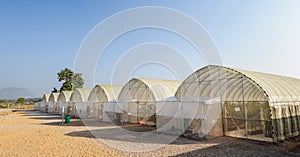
[0,111,299,157]
[0,109,12,116]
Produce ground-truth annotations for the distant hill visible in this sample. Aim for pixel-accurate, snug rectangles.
[0,87,34,100]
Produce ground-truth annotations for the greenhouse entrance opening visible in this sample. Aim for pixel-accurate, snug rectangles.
[223,101,272,142]
[122,101,156,127]
[104,101,156,126]
[156,97,223,140]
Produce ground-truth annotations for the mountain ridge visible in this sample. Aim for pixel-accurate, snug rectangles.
[0,87,34,100]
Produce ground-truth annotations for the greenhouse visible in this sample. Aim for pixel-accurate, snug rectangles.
[57,91,73,115]
[167,65,300,142]
[48,93,60,114]
[107,78,181,125]
[69,88,92,118]
[34,102,40,111]
[40,94,50,112]
[85,85,122,119]
[156,96,222,139]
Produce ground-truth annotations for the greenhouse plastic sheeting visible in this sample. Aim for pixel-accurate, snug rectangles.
[88,85,122,102]
[40,102,48,112]
[86,102,101,118]
[40,93,50,112]
[75,102,88,118]
[47,102,54,114]
[69,88,92,118]
[156,97,221,137]
[34,102,41,111]
[70,88,92,102]
[87,85,122,120]
[118,78,181,125]
[59,102,68,115]
[64,102,76,117]
[58,91,73,102]
[103,101,124,123]
[57,91,73,115]
[176,65,300,142]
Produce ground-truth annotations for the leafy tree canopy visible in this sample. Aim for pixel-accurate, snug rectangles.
[57,68,84,92]
[51,87,58,93]
[73,73,84,89]
[16,97,25,104]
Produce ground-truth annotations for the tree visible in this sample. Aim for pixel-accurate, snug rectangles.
[58,68,74,91]
[16,97,25,104]
[72,73,84,88]
[57,68,84,92]
[52,87,58,93]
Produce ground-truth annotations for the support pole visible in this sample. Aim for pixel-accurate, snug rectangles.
[260,104,266,135]
[223,106,228,135]
[242,76,248,137]
[61,106,65,125]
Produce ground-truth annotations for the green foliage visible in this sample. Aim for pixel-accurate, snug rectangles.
[52,87,58,93]
[58,68,74,91]
[0,102,35,109]
[57,68,84,92]
[72,73,84,88]
[26,97,42,103]
[16,97,25,104]
[58,68,73,81]
[60,81,72,91]
[0,103,7,108]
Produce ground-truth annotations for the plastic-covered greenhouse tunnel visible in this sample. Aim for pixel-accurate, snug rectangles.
[87,84,122,119]
[35,65,300,143]
[48,93,60,114]
[69,88,92,117]
[115,78,181,126]
[57,91,73,115]
[175,65,300,142]
[40,94,50,113]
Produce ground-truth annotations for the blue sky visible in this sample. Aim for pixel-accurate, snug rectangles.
[1,1,300,97]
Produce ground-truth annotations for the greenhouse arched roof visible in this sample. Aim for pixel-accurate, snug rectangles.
[57,91,73,102]
[49,93,60,102]
[42,94,51,102]
[88,85,122,102]
[236,68,300,104]
[119,78,181,101]
[70,88,92,102]
[176,65,300,105]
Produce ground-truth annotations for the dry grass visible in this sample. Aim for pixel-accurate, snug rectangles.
[0,103,34,109]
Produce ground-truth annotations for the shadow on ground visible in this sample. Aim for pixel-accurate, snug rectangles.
[22,110,300,155]
[64,127,212,145]
[169,139,298,157]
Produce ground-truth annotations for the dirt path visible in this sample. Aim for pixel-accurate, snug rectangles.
[0,111,299,157]
[0,111,123,157]
[0,109,12,116]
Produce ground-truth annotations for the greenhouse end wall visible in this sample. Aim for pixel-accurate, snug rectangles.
[88,102,102,119]
[223,101,272,142]
[66,102,76,117]
[156,100,223,139]
[102,101,155,125]
[174,65,300,142]
[52,102,60,114]
[75,102,101,119]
